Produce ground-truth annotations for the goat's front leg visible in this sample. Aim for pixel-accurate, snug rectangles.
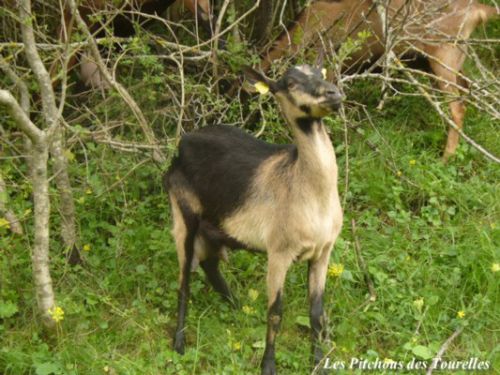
[308,247,333,366]
[261,253,293,375]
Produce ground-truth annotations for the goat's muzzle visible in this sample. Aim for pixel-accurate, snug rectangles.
[321,83,342,112]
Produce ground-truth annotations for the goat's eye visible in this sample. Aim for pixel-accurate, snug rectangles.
[287,80,298,90]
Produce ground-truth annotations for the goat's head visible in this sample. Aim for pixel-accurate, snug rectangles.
[246,64,342,118]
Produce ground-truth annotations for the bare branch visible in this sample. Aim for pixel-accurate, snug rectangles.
[0,56,30,113]
[67,0,166,164]
[0,89,43,142]
[18,0,59,135]
[426,327,464,375]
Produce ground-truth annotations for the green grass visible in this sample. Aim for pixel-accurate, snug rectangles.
[1,80,498,374]
[1,11,499,373]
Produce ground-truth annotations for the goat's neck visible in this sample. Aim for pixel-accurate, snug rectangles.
[282,107,338,193]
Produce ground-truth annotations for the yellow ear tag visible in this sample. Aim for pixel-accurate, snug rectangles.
[321,68,328,79]
[254,81,270,95]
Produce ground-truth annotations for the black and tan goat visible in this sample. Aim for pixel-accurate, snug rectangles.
[164,65,343,374]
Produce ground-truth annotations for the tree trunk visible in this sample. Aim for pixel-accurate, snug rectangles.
[50,130,81,265]
[31,139,56,328]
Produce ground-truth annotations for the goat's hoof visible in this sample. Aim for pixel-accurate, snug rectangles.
[313,348,324,366]
[173,334,185,355]
[261,360,277,375]
[173,343,185,355]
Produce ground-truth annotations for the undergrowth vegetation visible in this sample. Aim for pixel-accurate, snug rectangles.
[1,4,499,375]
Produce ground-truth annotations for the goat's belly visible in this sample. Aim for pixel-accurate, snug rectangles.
[221,207,268,252]
[221,197,342,256]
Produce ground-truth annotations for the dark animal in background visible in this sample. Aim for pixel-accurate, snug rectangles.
[261,0,499,160]
[164,64,343,375]
[61,0,213,88]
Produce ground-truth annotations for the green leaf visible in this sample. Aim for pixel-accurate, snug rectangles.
[412,345,433,360]
[252,340,265,349]
[0,301,18,318]
[35,362,61,375]
[295,316,310,329]
[341,269,354,282]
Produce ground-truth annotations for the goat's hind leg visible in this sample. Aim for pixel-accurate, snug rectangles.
[197,223,236,306]
[170,196,199,354]
[200,255,236,306]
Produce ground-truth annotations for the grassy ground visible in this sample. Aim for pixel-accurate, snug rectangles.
[1,12,499,375]
[1,79,498,374]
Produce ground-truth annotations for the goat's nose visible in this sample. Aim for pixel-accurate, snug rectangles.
[326,89,342,101]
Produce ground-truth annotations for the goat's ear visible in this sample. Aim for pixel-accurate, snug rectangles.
[243,67,277,94]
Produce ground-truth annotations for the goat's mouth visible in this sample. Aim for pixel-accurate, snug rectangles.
[319,97,342,113]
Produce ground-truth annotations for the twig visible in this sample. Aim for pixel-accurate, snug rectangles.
[426,327,464,375]
[67,0,166,164]
[310,344,337,375]
[211,0,231,96]
[351,219,376,302]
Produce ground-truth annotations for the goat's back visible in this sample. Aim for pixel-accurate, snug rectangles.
[165,125,295,223]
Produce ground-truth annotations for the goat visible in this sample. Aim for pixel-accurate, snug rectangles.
[164,63,343,374]
[261,0,498,160]
[61,0,213,88]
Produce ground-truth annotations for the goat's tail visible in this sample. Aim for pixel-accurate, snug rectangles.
[163,154,181,192]
[475,3,499,24]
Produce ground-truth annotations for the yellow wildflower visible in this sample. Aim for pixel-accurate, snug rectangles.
[85,188,93,195]
[248,289,259,302]
[409,159,416,166]
[242,305,255,315]
[232,342,242,351]
[457,310,465,319]
[396,170,402,177]
[83,244,91,252]
[413,297,424,311]
[254,81,270,95]
[384,358,395,364]
[0,217,10,229]
[328,263,344,278]
[491,263,500,273]
[48,306,65,323]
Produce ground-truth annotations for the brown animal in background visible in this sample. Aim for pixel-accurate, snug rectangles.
[261,0,498,160]
[61,0,213,88]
